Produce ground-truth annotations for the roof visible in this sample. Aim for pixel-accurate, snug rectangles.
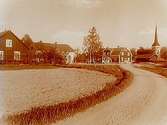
[56,44,73,53]
[111,47,131,55]
[136,48,153,59]
[34,42,73,54]
[137,48,153,55]
[34,42,55,52]
[0,30,29,49]
[0,30,73,53]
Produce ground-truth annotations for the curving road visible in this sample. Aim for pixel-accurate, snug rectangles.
[54,64,167,125]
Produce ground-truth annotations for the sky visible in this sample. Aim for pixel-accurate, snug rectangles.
[0,0,167,49]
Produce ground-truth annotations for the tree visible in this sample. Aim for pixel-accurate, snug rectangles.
[83,27,103,63]
[130,48,137,61]
[22,34,33,45]
[76,53,88,63]
[161,47,167,60]
[22,34,35,64]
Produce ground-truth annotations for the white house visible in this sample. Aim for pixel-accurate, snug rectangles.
[66,52,76,64]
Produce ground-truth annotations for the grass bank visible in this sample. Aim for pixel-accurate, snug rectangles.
[5,64,133,125]
[0,64,59,70]
[138,65,167,78]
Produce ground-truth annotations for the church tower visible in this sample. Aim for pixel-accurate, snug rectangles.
[152,26,161,57]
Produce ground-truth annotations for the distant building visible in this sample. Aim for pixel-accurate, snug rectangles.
[102,48,112,64]
[66,52,76,64]
[111,47,132,63]
[102,47,132,64]
[0,30,73,64]
[0,31,29,64]
[135,48,154,62]
[33,42,73,64]
[152,26,161,58]
[56,44,73,55]
[135,26,161,62]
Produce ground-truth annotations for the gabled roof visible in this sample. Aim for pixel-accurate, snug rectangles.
[0,30,29,49]
[111,48,122,55]
[111,47,131,55]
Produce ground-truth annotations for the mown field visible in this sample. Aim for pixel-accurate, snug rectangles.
[1,64,133,125]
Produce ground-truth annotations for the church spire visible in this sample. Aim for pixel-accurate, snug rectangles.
[152,25,160,47]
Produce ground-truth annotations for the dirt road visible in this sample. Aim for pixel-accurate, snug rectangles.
[55,64,167,125]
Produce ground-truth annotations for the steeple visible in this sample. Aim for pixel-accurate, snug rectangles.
[152,25,160,47]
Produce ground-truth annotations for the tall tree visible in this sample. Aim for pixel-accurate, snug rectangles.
[83,27,103,63]
[22,34,33,47]
[22,34,35,64]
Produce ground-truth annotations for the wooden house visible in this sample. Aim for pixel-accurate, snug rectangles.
[111,47,133,63]
[0,31,29,64]
[102,47,132,64]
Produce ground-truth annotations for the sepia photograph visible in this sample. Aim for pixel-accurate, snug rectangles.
[0,0,167,125]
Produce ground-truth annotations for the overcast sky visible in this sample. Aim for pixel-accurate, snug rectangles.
[0,0,167,49]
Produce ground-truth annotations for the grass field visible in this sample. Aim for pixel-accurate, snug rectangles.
[0,68,115,116]
[137,64,167,78]
[2,64,133,125]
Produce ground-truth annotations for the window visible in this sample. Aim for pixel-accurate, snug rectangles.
[6,39,13,47]
[121,57,124,62]
[0,51,4,60]
[14,51,21,61]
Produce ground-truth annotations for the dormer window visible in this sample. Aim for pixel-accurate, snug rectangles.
[6,39,13,47]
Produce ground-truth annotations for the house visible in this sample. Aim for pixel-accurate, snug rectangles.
[0,30,74,64]
[111,47,133,63]
[102,48,112,64]
[66,52,76,64]
[135,48,154,62]
[102,47,132,64]
[33,42,73,64]
[56,44,73,55]
[0,31,29,64]
[135,26,161,62]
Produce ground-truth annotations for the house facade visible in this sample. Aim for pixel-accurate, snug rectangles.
[66,52,76,64]
[102,47,132,64]
[111,47,133,63]
[0,30,73,65]
[0,31,29,64]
